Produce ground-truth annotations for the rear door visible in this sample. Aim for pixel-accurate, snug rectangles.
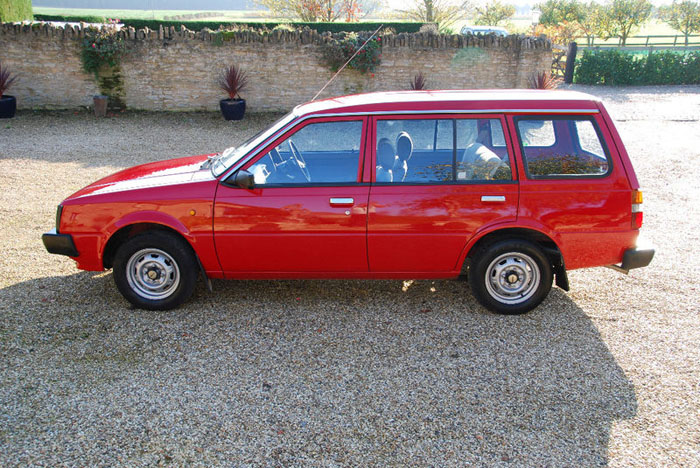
[367,115,519,274]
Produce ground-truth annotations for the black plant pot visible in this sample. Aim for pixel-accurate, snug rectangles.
[0,95,17,119]
[220,98,246,121]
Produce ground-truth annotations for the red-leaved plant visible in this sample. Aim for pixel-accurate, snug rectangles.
[529,71,562,90]
[218,64,248,100]
[410,71,427,90]
[0,62,17,99]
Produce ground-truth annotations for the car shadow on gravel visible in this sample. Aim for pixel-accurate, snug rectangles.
[1,272,637,466]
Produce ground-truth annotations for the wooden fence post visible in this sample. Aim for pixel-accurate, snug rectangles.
[564,42,577,84]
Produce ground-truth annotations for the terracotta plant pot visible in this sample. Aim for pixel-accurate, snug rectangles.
[0,95,17,119]
[94,95,108,118]
[220,98,246,121]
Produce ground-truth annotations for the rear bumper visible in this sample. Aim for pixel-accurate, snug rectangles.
[621,246,655,271]
[607,245,655,274]
[42,229,79,257]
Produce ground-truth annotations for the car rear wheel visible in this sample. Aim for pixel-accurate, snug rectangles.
[469,239,552,315]
[113,231,197,310]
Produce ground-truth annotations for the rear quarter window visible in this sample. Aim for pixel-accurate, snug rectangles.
[515,116,612,179]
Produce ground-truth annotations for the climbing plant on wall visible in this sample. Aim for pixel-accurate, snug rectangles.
[320,32,382,74]
[79,21,128,110]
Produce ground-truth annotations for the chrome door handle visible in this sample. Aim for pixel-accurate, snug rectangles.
[481,195,506,203]
[330,197,354,205]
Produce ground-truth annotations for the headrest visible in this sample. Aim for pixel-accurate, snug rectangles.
[396,132,413,162]
[377,137,395,167]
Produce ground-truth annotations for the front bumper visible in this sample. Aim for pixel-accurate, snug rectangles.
[42,229,79,257]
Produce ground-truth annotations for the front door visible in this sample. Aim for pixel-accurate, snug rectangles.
[214,117,370,275]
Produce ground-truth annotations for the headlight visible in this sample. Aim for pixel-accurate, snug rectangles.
[56,204,63,232]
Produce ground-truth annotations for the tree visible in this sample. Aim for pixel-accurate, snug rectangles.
[596,0,652,45]
[534,1,601,46]
[659,0,700,45]
[398,0,472,32]
[536,0,586,26]
[0,0,33,22]
[256,0,363,22]
[474,1,516,26]
[533,20,583,45]
[578,2,603,41]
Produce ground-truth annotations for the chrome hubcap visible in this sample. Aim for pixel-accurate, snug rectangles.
[485,252,540,305]
[126,248,180,300]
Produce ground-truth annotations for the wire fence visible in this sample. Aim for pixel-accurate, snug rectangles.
[577,34,700,51]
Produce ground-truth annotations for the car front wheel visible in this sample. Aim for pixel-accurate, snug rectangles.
[113,231,197,310]
[469,239,553,315]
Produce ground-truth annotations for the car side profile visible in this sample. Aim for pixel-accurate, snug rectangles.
[460,26,509,37]
[43,90,654,314]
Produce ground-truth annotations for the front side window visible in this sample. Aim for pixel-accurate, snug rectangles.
[516,117,611,178]
[247,120,363,185]
[376,118,512,183]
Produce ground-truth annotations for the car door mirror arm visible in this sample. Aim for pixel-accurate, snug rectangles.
[224,169,255,189]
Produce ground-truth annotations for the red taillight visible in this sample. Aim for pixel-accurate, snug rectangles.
[632,190,643,229]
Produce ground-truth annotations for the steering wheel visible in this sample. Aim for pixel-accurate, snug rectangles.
[288,140,311,182]
[269,146,284,166]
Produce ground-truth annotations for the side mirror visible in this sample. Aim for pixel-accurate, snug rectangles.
[229,170,255,189]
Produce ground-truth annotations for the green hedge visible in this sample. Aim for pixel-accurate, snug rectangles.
[1,0,33,22]
[33,15,426,34]
[33,14,105,23]
[575,49,700,85]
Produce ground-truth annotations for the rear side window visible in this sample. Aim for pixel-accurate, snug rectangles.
[376,118,512,183]
[516,117,611,178]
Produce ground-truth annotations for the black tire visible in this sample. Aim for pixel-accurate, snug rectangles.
[113,231,198,310]
[469,239,553,315]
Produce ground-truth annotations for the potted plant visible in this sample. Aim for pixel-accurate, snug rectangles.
[529,71,562,89]
[218,64,248,121]
[410,71,428,90]
[0,62,18,119]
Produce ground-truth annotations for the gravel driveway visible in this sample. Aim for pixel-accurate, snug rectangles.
[1,86,699,467]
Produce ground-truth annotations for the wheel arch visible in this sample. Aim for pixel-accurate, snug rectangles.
[461,226,569,291]
[102,222,195,270]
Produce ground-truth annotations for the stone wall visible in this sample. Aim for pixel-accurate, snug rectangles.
[0,23,552,112]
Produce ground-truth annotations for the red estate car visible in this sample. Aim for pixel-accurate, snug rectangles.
[43,90,654,314]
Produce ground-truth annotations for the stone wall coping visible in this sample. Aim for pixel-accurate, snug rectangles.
[0,21,551,51]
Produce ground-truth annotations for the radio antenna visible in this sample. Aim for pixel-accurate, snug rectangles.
[312,24,384,102]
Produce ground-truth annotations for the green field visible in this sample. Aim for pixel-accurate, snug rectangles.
[32,6,270,21]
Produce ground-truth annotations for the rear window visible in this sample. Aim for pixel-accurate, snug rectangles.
[515,117,611,178]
